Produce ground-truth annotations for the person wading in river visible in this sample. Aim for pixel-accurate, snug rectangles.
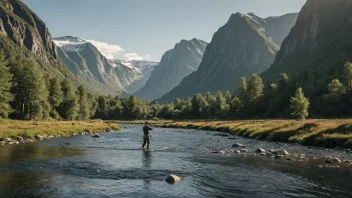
[142,122,153,149]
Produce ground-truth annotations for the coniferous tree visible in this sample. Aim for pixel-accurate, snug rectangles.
[58,79,79,120]
[11,59,49,120]
[343,61,352,89]
[214,91,229,117]
[238,77,248,102]
[87,93,98,118]
[290,88,310,120]
[247,74,264,103]
[77,85,90,120]
[48,78,63,119]
[0,51,13,118]
[224,91,232,104]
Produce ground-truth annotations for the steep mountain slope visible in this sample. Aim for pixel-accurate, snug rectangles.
[110,60,158,93]
[0,0,126,96]
[245,12,298,46]
[262,0,352,88]
[157,13,281,103]
[54,36,126,95]
[0,0,75,80]
[134,38,208,101]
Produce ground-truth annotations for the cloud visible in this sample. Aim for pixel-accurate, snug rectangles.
[123,53,144,61]
[85,39,124,59]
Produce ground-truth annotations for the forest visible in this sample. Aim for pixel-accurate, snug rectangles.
[1,49,352,121]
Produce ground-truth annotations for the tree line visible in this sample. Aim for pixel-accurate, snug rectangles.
[1,48,351,121]
[93,62,352,121]
[0,51,92,120]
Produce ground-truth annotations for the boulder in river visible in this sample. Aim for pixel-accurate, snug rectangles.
[165,174,181,184]
[17,136,24,143]
[332,158,341,163]
[273,150,289,155]
[34,135,43,140]
[232,143,245,148]
[4,138,12,142]
[256,148,265,153]
[240,149,248,153]
[0,141,5,145]
[92,134,101,138]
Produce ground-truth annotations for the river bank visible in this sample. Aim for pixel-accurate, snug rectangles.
[157,119,352,149]
[115,119,352,149]
[0,120,120,145]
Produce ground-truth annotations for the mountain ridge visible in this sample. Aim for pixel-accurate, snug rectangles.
[134,38,208,101]
[157,12,296,103]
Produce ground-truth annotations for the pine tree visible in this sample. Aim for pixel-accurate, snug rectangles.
[230,97,242,115]
[47,78,63,119]
[58,79,79,120]
[247,74,264,103]
[215,91,229,117]
[0,51,13,118]
[328,79,345,94]
[77,85,90,120]
[290,88,310,120]
[88,93,98,118]
[224,91,232,104]
[344,61,352,89]
[10,59,49,120]
[238,77,247,102]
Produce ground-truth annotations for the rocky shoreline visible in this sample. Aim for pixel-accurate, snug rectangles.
[0,131,112,146]
[208,137,352,169]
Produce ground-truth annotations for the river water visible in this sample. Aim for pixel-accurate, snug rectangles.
[0,124,351,198]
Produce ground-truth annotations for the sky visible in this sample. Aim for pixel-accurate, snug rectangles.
[22,0,306,62]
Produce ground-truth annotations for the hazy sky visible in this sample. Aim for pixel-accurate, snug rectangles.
[22,0,306,61]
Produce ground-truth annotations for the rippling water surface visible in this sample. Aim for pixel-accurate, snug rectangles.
[0,124,351,197]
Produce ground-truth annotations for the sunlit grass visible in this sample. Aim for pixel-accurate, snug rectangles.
[153,119,352,148]
[0,119,120,140]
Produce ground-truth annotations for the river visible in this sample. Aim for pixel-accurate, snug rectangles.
[0,124,351,197]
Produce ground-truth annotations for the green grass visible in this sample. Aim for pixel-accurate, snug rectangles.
[155,119,352,149]
[0,119,120,140]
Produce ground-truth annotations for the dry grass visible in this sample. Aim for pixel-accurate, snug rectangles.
[157,119,352,148]
[0,119,120,140]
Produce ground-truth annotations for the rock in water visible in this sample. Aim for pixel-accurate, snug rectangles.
[273,150,289,155]
[92,134,101,138]
[232,143,245,148]
[256,148,265,153]
[165,175,181,184]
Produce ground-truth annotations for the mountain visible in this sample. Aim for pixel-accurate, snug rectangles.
[0,0,76,80]
[0,0,126,96]
[54,36,126,95]
[109,60,158,93]
[261,0,352,90]
[157,12,297,103]
[244,12,298,46]
[134,38,208,101]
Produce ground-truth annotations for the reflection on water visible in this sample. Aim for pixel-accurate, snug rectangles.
[0,125,351,198]
[0,143,83,164]
[142,150,152,191]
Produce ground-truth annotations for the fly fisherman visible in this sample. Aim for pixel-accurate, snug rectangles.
[142,122,153,149]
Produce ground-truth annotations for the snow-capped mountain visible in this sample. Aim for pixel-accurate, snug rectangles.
[54,36,125,95]
[109,60,158,93]
[54,36,158,94]
[54,36,88,52]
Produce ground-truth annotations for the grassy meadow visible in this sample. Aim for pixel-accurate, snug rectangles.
[0,120,120,140]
